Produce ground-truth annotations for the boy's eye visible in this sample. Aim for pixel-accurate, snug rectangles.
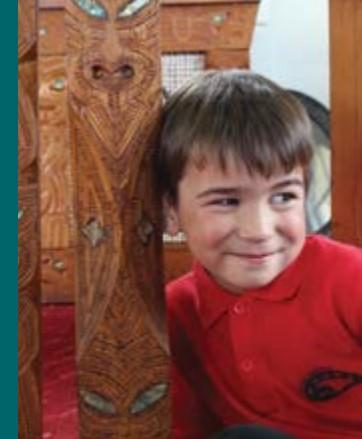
[270,192,297,205]
[209,197,239,207]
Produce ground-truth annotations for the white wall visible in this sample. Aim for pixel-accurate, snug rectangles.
[251,0,329,108]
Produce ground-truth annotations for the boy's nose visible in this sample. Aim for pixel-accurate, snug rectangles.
[235,206,273,242]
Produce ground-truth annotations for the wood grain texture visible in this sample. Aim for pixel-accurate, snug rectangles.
[18,0,42,437]
[41,248,76,303]
[39,56,75,249]
[66,0,170,436]
[39,9,66,55]
[163,243,193,283]
[330,0,362,246]
[205,48,249,69]
[160,2,258,52]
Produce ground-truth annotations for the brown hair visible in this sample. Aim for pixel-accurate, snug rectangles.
[155,69,313,205]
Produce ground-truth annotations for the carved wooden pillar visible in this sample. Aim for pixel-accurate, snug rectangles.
[66,0,170,437]
[330,0,362,246]
[18,0,42,438]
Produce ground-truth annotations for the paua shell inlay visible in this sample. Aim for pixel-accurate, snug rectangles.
[137,214,154,245]
[80,389,117,416]
[130,382,168,415]
[73,0,108,19]
[118,0,152,18]
[52,259,65,272]
[50,78,66,92]
[82,218,108,248]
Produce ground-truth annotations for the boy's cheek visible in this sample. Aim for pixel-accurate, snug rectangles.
[198,224,229,247]
[281,215,307,244]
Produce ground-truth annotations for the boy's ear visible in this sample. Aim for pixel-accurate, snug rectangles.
[163,198,181,236]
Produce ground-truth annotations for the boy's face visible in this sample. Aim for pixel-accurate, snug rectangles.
[166,155,307,293]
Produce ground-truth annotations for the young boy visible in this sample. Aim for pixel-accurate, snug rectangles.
[155,70,362,439]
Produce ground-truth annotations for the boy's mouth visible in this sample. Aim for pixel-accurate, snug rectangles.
[228,249,283,262]
[242,252,275,258]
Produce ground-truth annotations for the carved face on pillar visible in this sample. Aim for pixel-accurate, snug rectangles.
[67,0,161,161]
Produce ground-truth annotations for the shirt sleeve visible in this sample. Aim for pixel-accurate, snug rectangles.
[170,362,222,439]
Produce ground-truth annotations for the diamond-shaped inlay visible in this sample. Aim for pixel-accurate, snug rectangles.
[82,218,108,248]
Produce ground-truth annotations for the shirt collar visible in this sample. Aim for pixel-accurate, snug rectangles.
[195,237,312,330]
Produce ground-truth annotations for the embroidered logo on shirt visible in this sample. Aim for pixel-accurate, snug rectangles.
[303,368,362,401]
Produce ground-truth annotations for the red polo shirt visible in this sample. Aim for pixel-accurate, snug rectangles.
[167,235,362,439]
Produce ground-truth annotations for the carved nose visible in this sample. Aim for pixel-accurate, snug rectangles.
[86,60,135,92]
[90,63,135,81]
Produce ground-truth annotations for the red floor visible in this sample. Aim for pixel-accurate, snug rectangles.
[42,305,78,439]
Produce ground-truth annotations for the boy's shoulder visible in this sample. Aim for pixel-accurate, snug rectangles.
[305,235,362,300]
[166,270,198,312]
[308,236,362,338]
[167,270,196,292]
[307,234,362,270]
[166,270,205,338]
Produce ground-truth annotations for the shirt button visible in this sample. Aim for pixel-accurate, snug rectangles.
[241,358,254,373]
[233,302,246,315]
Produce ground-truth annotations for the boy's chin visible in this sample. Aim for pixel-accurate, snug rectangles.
[215,271,281,294]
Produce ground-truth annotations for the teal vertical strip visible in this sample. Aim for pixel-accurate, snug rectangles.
[3,1,18,437]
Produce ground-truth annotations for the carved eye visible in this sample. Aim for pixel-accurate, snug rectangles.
[73,0,108,19]
[117,0,152,18]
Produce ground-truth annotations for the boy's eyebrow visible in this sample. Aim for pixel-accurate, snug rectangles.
[270,177,304,190]
[196,178,304,199]
[196,187,239,198]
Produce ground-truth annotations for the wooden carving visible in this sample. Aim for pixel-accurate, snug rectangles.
[66,0,170,436]
[39,56,74,250]
[160,1,259,53]
[330,0,362,246]
[38,55,76,302]
[18,0,41,437]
